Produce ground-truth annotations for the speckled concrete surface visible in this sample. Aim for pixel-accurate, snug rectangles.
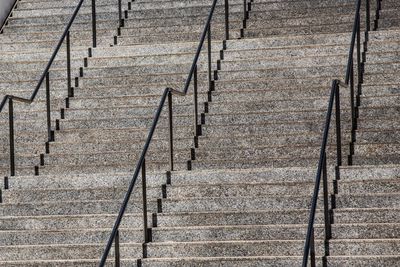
[0,0,399,265]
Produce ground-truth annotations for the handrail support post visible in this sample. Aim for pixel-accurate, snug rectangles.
[142,159,150,243]
[366,0,370,31]
[310,228,316,267]
[118,0,123,27]
[168,91,174,171]
[193,66,200,136]
[207,25,213,92]
[91,0,97,47]
[66,31,72,97]
[322,152,332,241]
[45,72,54,142]
[335,82,342,166]
[224,0,230,40]
[114,230,120,267]
[8,98,15,177]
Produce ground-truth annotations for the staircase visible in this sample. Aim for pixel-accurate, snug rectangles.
[326,0,400,265]
[0,0,399,266]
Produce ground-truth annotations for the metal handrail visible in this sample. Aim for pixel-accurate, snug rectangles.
[302,0,380,265]
[0,0,88,113]
[98,0,243,265]
[0,0,128,177]
[0,0,18,34]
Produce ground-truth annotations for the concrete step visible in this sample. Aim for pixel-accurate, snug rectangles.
[0,259,137,267]
[6,171,167,189]
[163,182,316,199]
[121,4,245,20]
[326,255,400,266]
[216,65,344,81]
[0,28,115,44]
[189,157,328,170]
[364,62,400,74]
[12,4,121,19]
[358,94,400,108]
[245,14,357,29]
[193,145,346,161]
[119,21,243,37]
[47,138,193,154]
[8,10,121,26]
[220,55,348,71]
[17,0,130,10]
[379,18,400,30]
[32,161,186,176]
[0,243,141,261]
[201,122,325,137]
[150,223,400,242]
[352,156,400,166]
[356,129,400,144]
[0,213,146,231]
[0,228,143,246]
[248,5,367,21]
[244,23,358,38]
[53,126,193,143]
[336,193,400,209]
[159,195,314,213]
[2,186,163,203]
[340,165,400,180]
[358,117,400,130]
[0,199,159,216]
[338,178,400,194]
[60,105,196,120]
[359,106,400,122]
[332,223,400,239]
[329,239,400,256]
[222,44,351,60]
[206,99,349,114]
[145,240,323,258]
[40,149,190,166]
[225,32,363,50]
[115,31,240,46]
[354,143,400,158]
[169,167,317,185]
[140,256,307,267]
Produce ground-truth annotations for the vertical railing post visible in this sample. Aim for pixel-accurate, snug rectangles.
[243,0,248,20]
[66,31,72,97]
[193,66,199,137]
[366,0,370,31]
[310,228,316,267]
[224,0,230,40]
[356,15,362,92]
[376,0,381,19]
[141,159,149,243]
[334,83,342,167]
[8,98,15,177]
[118,0,123,27]
[374,0,381,30]
[114,229,120,267]
[322,152,332,241]
[350,64,356,141]
[167,91,174,171]
[91,0,97,47]
[45,72,54,142]
[207,24,213,92]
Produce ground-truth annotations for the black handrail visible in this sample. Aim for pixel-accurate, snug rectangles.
[0,0,127,177]
[0,0,89,112]
[98,0,243,265]
[302,0,379,265]
[0,0,18,33]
